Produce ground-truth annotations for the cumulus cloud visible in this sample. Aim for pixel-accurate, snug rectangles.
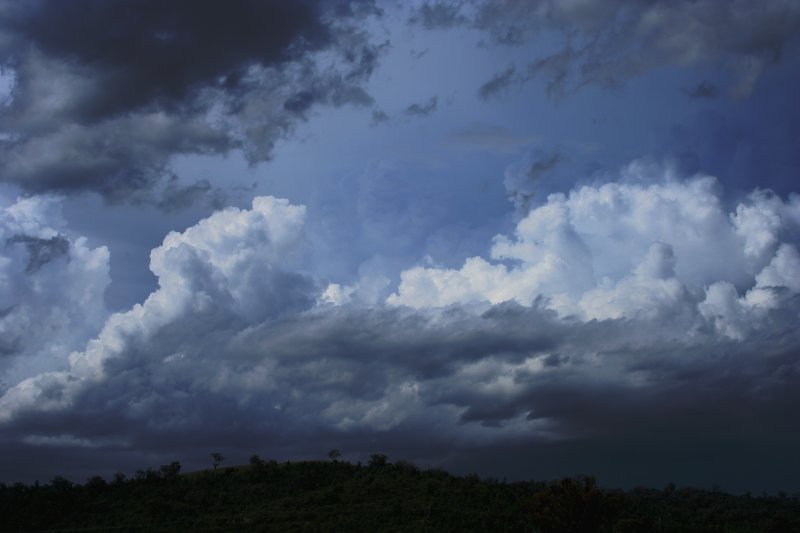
[0,195,318,423]
[0,195,109,389]
[390,162,800,328]
[2,173,800,490]
[0,0,384,200]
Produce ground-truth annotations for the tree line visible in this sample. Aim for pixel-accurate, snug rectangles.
[1,453,799,532]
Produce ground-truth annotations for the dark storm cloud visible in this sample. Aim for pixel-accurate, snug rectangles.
[1,1,328,119]
[6,234,70,273]
[3,299,800,491]
[404,95,438,117]
[477,65,516,100]
[0,0,383,200]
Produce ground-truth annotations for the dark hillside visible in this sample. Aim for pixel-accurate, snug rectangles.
[2,456,799,532]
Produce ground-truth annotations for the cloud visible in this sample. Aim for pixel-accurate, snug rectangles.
[370,109,390,126]
[404,95,438,117]
[0,195,109,389]
[2,172,800,490]
[409,1,467,30]
[5,234,70,274]
[0,195,317,419]
[503,150,565,214]
[156,176,228,213]
[0,0,384,200]
[390,162,800,324]
[413,0,800,99]
[477,65,517,100]
[686,81,719,99]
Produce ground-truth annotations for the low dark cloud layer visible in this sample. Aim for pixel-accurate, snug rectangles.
[0,0,383,200]
[3,296,799,491]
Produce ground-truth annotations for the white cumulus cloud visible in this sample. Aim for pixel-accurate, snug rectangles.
[0,196,318,420]
[0,195,109,389]
[390,163,800,333]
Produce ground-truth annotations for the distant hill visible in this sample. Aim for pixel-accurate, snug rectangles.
[1,455,799,532]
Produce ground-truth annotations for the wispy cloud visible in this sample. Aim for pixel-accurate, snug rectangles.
[404,95,439,117]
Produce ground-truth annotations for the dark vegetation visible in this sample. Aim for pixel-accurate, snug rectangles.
[2,453,799,532]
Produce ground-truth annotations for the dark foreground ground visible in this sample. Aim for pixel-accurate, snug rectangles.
[2,456,799,532]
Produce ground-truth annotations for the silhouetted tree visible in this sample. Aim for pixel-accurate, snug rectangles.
[85,475,107,490]
[49,476,73,491]
[211,452,224,470]
[159,461,181,480]
[368,453,388,467]
[531,476,612,533]
[327,449,342,462]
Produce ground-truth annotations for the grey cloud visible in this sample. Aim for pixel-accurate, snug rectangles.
[526,48,579,100]
[1,2,325,121]
[4,282,800,490]
[371,109,390,126]
[0,196,109,380]
[504,149,565,214]
[156,177,228,213]
[527,151,564,180]
[404,95,438,117]
[0,335,20,358]
[0,0,383,200]
[472,0,544,46]
[3,295,800,491]
[3,187,800,490]
[6,234,70,273]
[409,1,467,31]
[413,1,800,100]
[0,113,232,202]
[686,81,719,99]
[477,65,516,100]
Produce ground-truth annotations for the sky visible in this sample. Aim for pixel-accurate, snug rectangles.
[1,0,800,493]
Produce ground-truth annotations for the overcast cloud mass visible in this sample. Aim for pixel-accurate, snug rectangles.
[1,0,800,493]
